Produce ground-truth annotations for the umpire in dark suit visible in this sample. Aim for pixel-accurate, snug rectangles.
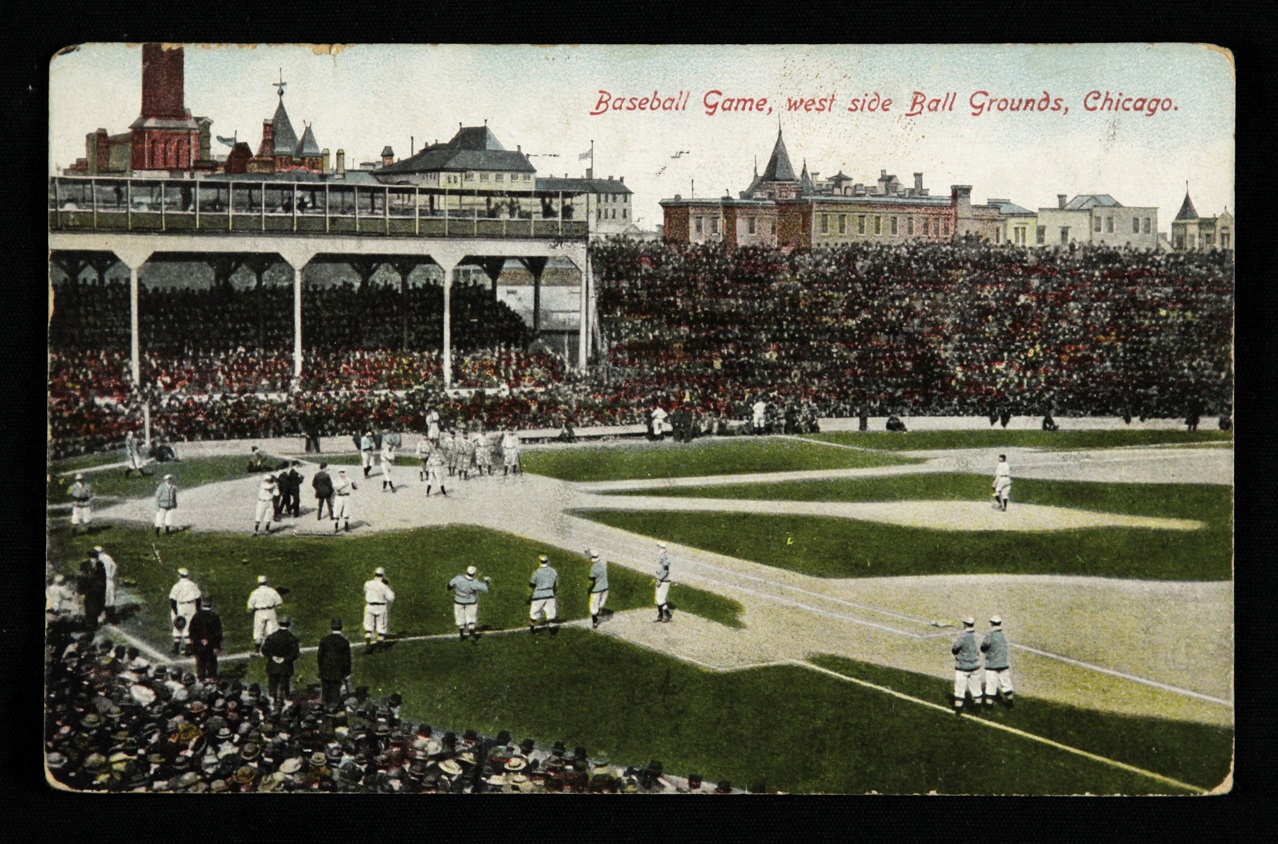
[187,596,224,681]
[261,616,301,712]
[317,617,353,711]
[280,461,304,517]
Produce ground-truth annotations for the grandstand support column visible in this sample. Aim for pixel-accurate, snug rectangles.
[576,244,591,370]
[520,256,548,335]
[112,244,153,389]
[432,247,466,390]
[276,246,316,381]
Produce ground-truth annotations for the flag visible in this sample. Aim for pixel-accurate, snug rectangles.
[578,149,593,161]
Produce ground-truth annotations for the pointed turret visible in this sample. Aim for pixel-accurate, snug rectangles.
[1175,188,1199,221]
[760,126,796,182]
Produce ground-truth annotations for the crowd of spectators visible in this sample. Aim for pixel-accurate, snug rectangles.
[44,623,733,793]
[47,240,1233,458]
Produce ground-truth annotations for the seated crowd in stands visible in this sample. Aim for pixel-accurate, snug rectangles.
[48,240,1232,458]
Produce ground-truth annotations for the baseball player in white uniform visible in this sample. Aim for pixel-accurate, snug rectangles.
[416,436,431,482]
[91,546,118,622]
[426,409,441,443]
[501,428,521,476]
[168,568,201,655]
[588,550,609,629]
[360,432,377,478]
[124,431,145,477]
[363,567,395,646]
[254,475,278,534]
[68,473,92,533]
[425,440,447,496]
[992,454,1012,511]
[381,442,397,493]
[654,542,674,622]
[333,469,357,532]
[751,399,768,434]
[447,566,492,641]
[246,574,283,655]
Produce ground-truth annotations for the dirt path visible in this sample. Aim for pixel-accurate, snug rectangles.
[92,444,1233,726]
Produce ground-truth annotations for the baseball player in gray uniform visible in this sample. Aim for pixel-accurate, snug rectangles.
[360,432,377,478]
[980,615,1014,708]
[448,566,492,641]
[588,550,609,629]
[992,455,1012,511]
[381,441,398,493]
[654,542,674,622]
[528,555,560,637]
[68,473,92,533]
[154,474,178,535]
[951,616,983,713]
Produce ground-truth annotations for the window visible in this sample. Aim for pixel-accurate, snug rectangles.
[710,217,719,234]
[820,214,829,234]
[465,172,474,181]
[480,173,489,182]
[769,220,776,234]
[941,220,948,237]
[1106,216,1114,233]
[1037,226,1046,244]
[890,216,898,235]
[1143,218,1151,234]
[1094,216,1102,233]
[838,214,846,234]
[622,208,627,219]
[1060,226,1070,245]
[1221,229,1230,248]
[874,216,881,235]
[907,217,914,236]
[1133,217,1141,234]
[523,174,531,181]
[747,217,756,234]
[695,216,703,235]
[495,173,504,182]
[858,215,865,234]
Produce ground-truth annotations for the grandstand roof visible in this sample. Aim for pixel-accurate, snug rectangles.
[1175,190,1199,221]
[537,177,632,195]
[760,127,797,183]
[1064,194,1122,210]
[376,126,535,175]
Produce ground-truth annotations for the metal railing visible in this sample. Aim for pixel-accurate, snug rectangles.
[49,176,591,240]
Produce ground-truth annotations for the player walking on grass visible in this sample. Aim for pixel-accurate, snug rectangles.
[951,616,983,713]
[363,567,395,647]
[588,550,609,629]
[654,542,674,623]
[992,454,1012,511]
[247,575,283,656]
[981,615,1015,708]
[448,566,492,642]
[528,555,560,637]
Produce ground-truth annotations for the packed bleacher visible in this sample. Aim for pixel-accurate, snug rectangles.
[43,624,726,793]
[47,240,1233,458]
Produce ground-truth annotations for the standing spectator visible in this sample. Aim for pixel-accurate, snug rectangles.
[247,575,283,657]
[362,567,395,647]
[380,441,397,493]
[980,615,1015,708]
[124,431,145,477]
[359,431,376,479]
[261,617,301,712]
[68,473,92,534]
[588,550,609,630]
[280,461,304,517]
[527,555,560,637]
[951,616,983,714]
[77,554,107,630]
[317,617,353,711]
[992,454,1012,512]
[654,542,674,623]
[447,566,492,642]
[187,596,224,682]
[154,474,178,536]
[333,469,357,533]
[91,547,118,622]
[168,568,201,656]
[253,475,278,535]
[312,463,334,521]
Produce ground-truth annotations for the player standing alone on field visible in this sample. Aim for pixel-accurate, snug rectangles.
[992,454,1012,512]
[587,550,609,629]
[981,615,1014,708]
[68,473,92,534]
[654,542,674,623]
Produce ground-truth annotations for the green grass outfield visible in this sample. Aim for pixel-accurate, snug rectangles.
[221,630,1208,794]
[47,524,743,653]
[805,429,1231,452]
[577,477,1231,581]
[522,437,922,482]
[48,455,264,504]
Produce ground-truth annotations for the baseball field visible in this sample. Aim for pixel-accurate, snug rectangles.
[46,423,1233,794]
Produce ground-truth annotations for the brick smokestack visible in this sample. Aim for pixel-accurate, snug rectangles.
[140,43,186,120]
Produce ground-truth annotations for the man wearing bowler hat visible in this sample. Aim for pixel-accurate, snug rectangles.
[261,617,301,712]
[317,617,353,710]
[187,597,224,682]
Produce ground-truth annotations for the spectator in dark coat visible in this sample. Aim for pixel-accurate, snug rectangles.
[261,617,301,712]
[317,617,353,711]
[187,597,224,681]
[312,463,335,521]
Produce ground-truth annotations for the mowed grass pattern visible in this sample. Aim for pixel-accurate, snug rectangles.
[48,524,743,654]
[806,429,1232,452]
[242,631,1193,794]
[521,437,921,482]
[577,477,1232,580]
[48,454,265,503]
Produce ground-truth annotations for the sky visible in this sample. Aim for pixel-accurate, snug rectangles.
[49,43,1235,230]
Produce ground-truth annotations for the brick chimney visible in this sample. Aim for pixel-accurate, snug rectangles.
[140,43,186,120]
[914,172,923,192]
[336,149,346,176]
[1057,194,1067,209]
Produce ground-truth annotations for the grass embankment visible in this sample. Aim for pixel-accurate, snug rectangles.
[522,437,922,482]
[581,477,1232,580]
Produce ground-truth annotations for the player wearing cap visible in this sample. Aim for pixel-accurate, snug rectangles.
[501,428,521,476]
[992,454,1012,512]
[951,616,983,713]
[448,566,492,642]
[187,597,224,682]
[254,474,278,535]
[317,617,353,710]
[981,615,1015,708]
[261,616,300,712]
[168,568,201,656]
[528,555,560,637]
[68,473,92,533]
[333,469,358,532]
[416,435,431,482]
[380,441,398,493]
[654,542,674,623]
[363,567,395,647]
[90,546,118,622]
[426,408,441,443]
[425,438,448,496]
[154,474,178,536]
[587,550,609,629]
[123,430,146,477]
[360,431,377,478]
[246,575,283,656]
